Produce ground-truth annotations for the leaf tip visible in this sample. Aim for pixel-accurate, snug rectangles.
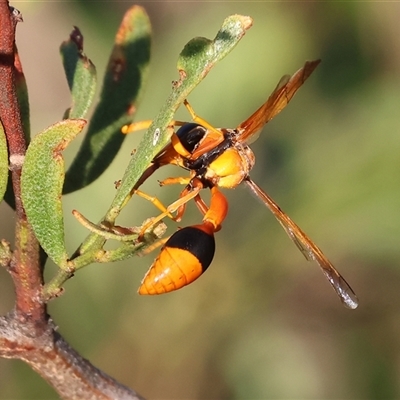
[227,14,253,31]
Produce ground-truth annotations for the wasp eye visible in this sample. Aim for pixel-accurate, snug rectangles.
[176,123,207,153]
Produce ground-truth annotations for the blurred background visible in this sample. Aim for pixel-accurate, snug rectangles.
[1,1,400,399]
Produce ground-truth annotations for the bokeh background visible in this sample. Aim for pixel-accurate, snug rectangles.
[1,2,400,399]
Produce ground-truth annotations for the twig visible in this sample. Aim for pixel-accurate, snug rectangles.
[0,0,44,320]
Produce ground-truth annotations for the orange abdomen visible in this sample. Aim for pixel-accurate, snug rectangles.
[138,225,215,295]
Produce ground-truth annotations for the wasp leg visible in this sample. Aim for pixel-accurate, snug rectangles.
[158,176,193,221]
[183,99,222,135]
[122,98,217,135]
[122,119,187,134]
[159,176,192,186]
[192,194,209,216]
[137,236,169,257]
[121,120,153,134]
[138,179,205,237]
[134,189,174,220]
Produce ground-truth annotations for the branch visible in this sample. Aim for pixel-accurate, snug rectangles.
[0,313,143,400]
[0,0,44,318]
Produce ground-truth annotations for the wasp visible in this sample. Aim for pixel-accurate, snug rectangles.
[124,59,358,309]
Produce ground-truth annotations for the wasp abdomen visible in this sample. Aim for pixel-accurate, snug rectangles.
[138,225,215,295]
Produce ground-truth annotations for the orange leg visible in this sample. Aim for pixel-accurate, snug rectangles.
[137,178,205,237]
[133,174,193,220]
[134,189,174,219]
[182,99,222,136]
[157,176,227,227]
[191,193,210,216]
[121,119,187,134]
[159,176,192,186]
[121,120,153,134]
[122,99,220,135]
[158,176,192,221]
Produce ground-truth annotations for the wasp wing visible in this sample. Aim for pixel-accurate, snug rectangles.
[244,177,358,310]
[237,60,321,143]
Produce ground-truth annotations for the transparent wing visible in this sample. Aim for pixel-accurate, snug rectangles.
[236,60,321,143]
[244,178,358,309]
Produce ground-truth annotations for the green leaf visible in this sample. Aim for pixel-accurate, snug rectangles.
[21,119,86,268]
[63,6,151,194]
[0,120,8,203]
[108,14,253,218]
[178,14,253,82]
[60,26,97,119]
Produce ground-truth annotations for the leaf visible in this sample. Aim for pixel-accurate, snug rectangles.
[178,15,253,83]
[60,26,97,119]
[0,120,8,203]
[63,6,151,194]
[21,119,86,268]
[109,14,253,216]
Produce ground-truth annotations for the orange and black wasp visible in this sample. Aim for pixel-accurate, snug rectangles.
[124,59,358,309]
